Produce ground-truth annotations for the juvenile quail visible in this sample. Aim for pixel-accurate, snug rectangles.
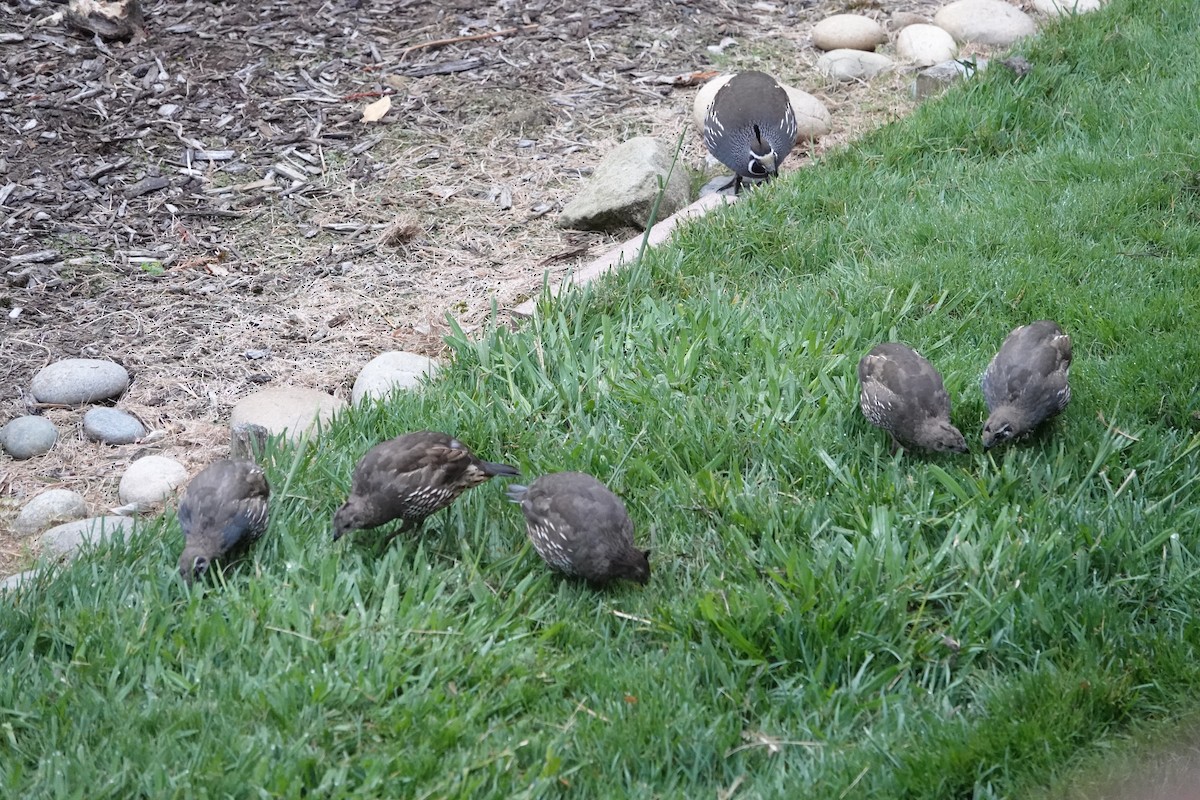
[177,459,270,583]
[332,430,519,544]
[507,472,650,587]
[700,70,798,193]
[858,342,969,454]
[981,320,1072,449]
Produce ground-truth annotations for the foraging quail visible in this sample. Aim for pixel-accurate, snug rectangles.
[332,430,519,544]
[981,320,1072,449]
[507,471,650,587]
[700,70,798,193]
[858,342,969,454]
[177,459,270,583]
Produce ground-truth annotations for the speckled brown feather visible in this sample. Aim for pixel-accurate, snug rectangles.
[858,342,969,454]
[177,459,270,582]
[332,430,519,542]
[981,320,1072,448]
[508,471,650,587]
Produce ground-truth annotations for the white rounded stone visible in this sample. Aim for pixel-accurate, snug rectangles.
[39,515,134,560]
[118,455,189,505]
[1032,0,1104,14]
[812,14,888,52]
[896,24,959,66]
[30,358,130,405]
[352,351,441,405]
[230,386,347,443]
[782,86,832,143]
[934,0,1037,47]
[14,489,87,537]
[817,49,895,82]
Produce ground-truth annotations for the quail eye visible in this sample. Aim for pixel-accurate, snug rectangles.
[193,556,209,576]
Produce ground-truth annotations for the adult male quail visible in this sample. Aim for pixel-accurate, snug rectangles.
[981,320,1072,449]
[177,459,270,583]
[700,70,798,193]
[858,342,969,454]
[332,430,519,544]
[507,471,650,587]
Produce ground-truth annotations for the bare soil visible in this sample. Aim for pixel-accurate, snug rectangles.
[0,0,968,578]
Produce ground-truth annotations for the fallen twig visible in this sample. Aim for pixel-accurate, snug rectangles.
[399,24,538,59]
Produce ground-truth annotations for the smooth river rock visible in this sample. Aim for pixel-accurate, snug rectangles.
[811,14,888,52]
[230,386,346,442]
[1033,0,1105,13]
[895,24,958,66]
[817,49,895,82]
[1,415,58,459]
[118,455,189,506]
[39,515,134,560]
[934,0,1037,47]
[82,407,147,444]
[14,489,87,537]
[352,351,441,405]
[29,358,130,405]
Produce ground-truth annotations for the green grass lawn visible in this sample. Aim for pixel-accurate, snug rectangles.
[4,1,1200,796]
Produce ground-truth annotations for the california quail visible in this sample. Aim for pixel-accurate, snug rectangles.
[858,342,969,454]
[981,320,1072,449]
[332,430,519,544]
[177,459,270,583]
[700,71,798,193]
[507,471,650,587]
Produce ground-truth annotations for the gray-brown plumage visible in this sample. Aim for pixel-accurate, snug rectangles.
[177,459,270,583]
[507,471,650,587]
[332,431,519,543]
[858,342,969,454]
[981,320,1072,449]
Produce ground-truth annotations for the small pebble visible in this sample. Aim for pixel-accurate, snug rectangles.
[1,415,58,459]
[83,407,147,445]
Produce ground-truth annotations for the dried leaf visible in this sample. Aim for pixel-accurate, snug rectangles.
[361,95,392,123]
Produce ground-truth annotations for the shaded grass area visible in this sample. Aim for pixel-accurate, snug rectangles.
[3,0,1200,796]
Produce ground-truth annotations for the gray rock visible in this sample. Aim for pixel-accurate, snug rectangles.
[895,24,958,66]
[230,386,347,443]
[118,455,189,506]
[558,137,691,232]
[0,569,38,595]
[934,0,1037,47]
[352,351,441,405]
[82,407,147,445]
[817,49,895,82]
[1,416,58,459]
[912,58,989,100]
[30,358,130,405]
[39,515,134,560]
[14,489,88,537]
[812,14,888,52]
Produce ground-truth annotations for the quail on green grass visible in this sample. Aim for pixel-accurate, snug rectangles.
[699,70,798,193]
[178,459,270,583]
[981,320,1072,449]
[507,471,650,587]
[332,431,519,544]
[858,342,969,454]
